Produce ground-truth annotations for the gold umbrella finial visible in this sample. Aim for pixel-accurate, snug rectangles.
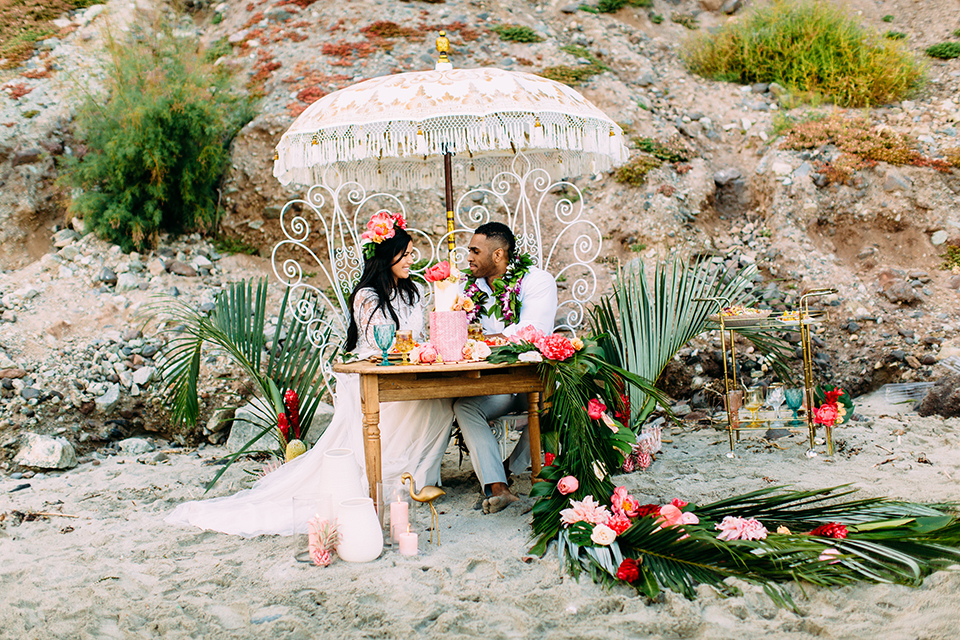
[435,31,452,71]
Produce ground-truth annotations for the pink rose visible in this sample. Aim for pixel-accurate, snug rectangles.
[557,475,579,495]
[814,403,839,427]
[424,261,451,283]
[537,333,576,361]
[418,343,438,364]
[586,398,606,420]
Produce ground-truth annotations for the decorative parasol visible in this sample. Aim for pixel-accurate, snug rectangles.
[273,34,629,255]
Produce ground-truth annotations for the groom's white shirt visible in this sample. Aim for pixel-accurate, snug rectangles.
[474,266,557,337]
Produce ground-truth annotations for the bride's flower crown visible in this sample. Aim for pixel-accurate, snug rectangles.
[360,211,407,259]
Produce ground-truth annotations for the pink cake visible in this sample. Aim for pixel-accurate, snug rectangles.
[429,311,467,362]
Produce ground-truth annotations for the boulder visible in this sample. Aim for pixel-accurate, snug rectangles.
[132,366,155,388]
[95,383,121,413]
[118,437,155,455]
[14,433,77,469]
[917,373,960,418]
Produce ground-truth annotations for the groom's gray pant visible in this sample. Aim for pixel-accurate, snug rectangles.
[454,393,530,495]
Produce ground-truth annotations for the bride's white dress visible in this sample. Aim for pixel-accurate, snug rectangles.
[165,286,454,537]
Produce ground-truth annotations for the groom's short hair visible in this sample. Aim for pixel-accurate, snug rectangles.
[475,222,516,261]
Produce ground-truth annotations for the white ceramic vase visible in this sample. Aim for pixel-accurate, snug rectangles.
[336,497,383,563]
[319,448,365,518]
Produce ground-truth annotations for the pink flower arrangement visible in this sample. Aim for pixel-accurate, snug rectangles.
[560,496,612,527]
[586,398,606,420]
[715,516,768,541]
[538,333,576,361]
[814,403,839,427]
[514,324,545,345]
[557,475,579,495]
[360,211,404,244]
[611,486,641,517]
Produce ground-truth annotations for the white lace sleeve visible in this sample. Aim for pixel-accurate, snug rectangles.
[353,288,391,354]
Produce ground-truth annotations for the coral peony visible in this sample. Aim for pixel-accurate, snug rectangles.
[538,333,576,361]
[515,324,545,344]
[424,261,451,283]
[612,486,640,517]
[560,496,611,527]
[607,513,632,535]
[715,516,768,541]
[814,403,839,427]
[557,475,579,495]
[586,398,607,420]
[616,558,640,582]
[590,522,617,546]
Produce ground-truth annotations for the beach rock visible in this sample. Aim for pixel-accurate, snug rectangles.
[99,267,118,286]
[132,366,155,388]
[722,0,742,13]
[917,373,960,418]
[205,406,236,435]
[118,437,155,455]
[226,397,274,453]
[168,261,198,277]
[13,433,77,469]
[0,368,27,379]
[116,273,140,292]
[95,383,121,413]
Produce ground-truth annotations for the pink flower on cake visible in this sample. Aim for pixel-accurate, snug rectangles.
[611,486,640,517]
[560,495,611,527]
[424,261,451,282]
[590,523,617,546]
[557,475,579,495]
[607,513,632,535]
[586,398,606,420]
[538,333,576,361]
[715,516,768,541]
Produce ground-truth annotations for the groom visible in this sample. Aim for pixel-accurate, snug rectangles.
[453,222,557,514]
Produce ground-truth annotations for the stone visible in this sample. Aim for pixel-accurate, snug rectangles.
[192,255,213,269]
[141,344,159,358]
[116,273,140,292]
[560,3,580,13]
[305,402,334,447]
[168,261,198,277]
[947,275,960,290]
[20,387,41,400]
[95,383,121,414]
[751,82,769,93]
[205,407,236,434]
[764,428,790,440]
[771,162,792,176]
[132,366,155,388]
[53,229,80,248]
[118,437,155,455]
[636,71,655,87]
[11,149,42,166]
[147,257,167,276]
[722,0,742,13]
[921,354,937,365]
[226,398,274,454]
[14,433,77,469]
[883,169,911,192]
[883,281,922,304]
[99,267,118,286]
[0,368,27,379]
[1,310,16,323]
[931,230,949,246]
[699,0,723,11]
[917,373,960,418]
[713,167,742,186]
[905,355,921,369]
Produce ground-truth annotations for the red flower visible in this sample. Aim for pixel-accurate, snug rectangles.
[392,212,406,229]
[616,558,640,583]
[634,504,661,518]
[608,513,632,534]
[284,389,301,440]
[278,412,290,442]
[671,498,689,509]
[814,403,839,427]
[809,522,848,539]
[614,391,631,424]
[544,452,556,466]
[825,387,844,405]
[586,398,606,420]
[424,261,451,283]
[537,333,576,361]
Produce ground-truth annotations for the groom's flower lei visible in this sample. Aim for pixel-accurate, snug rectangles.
[360,211,406,259]
[463,253,534,323]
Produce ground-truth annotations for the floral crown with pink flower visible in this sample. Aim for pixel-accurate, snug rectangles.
[360,211,407,259]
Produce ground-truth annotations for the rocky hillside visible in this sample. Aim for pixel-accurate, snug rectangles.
[1,0,959,470]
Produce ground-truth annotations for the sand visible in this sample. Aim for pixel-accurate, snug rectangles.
[2,392,959,640]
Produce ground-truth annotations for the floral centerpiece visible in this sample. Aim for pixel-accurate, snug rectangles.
[813,385,854,430]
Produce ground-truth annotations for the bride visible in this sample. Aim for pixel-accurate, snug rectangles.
[165,212,454,537]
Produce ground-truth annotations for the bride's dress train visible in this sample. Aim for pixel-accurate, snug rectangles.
[165,287,453,537]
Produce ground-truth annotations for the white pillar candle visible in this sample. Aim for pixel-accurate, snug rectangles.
[399,528,418,556]
[390,498,408,543]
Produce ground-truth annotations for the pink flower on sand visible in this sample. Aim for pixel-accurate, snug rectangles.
[514,325,545,345]
[557,475,579,495]
[715,516,768,541]
[656,504,700,529]
[607,513,632,534]
[538,333,576,361]
[611,486,641,517]
[560,496,611,527]
[590,523,617,546]
[586,398,607,420]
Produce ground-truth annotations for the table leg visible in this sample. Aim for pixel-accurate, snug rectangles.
[527,391,542,482]
[359,373,382,508]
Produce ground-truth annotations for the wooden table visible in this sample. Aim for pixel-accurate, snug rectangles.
[332,359,545,505]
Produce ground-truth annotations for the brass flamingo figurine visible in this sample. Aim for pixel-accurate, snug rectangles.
[400,472,445,545]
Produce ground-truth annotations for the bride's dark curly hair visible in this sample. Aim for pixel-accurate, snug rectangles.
[344,227,419,352]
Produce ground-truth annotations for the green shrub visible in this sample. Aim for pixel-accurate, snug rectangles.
[61,28,255,252]
[650,13,664,24]
[681,0,923,107]
[885,31,906,40]
[491,24,543,43]
[596,0,651,10]
[540,46,609,86]
[671,12,699,30]
[954,28,960,38]
[881,15,894,23]
[212,12,223,25]
[203,37,233,63]
[632,136,691,163]
[614,154,661,186]
[940,245,960,271]
[926,42,960,59]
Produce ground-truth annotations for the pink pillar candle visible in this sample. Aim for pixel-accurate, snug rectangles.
[399,529,418,556]
[390,499,408,543]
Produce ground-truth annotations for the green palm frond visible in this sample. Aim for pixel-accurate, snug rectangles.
[589,255,794,423]
[147,278,333,490]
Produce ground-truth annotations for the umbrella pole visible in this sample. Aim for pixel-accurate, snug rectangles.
[444,150,455,262]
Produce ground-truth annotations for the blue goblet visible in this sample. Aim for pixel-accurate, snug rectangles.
[373,324,396,367]
[784,388,804,425]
